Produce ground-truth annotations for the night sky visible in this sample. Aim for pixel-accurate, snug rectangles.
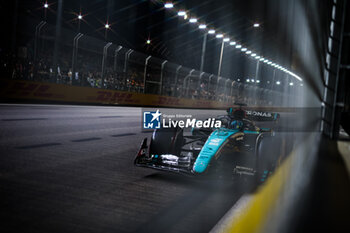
[2,0,300,81]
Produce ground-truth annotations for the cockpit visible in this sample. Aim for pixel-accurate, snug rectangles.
[218,107,259,132]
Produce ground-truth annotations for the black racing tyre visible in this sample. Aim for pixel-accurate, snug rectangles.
[149,127,183,156]
[256,135,282,181]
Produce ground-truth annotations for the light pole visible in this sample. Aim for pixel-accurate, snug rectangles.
[217,39,225,77]
[43,2,48,20]
[225,79,231,101]
[71,33,83,84]
[174,65,182,96]
[52,0,63,81]
[123,49,133,89]
[184,69,195,97]
[199,32,207,73]
[165,5,303,93]
[198,24,208,73]
[217,35,230,77]
[216,76,222,99]
[255,60,260,82]
[230,80,235,98]
[271,69,276,90]
[101,42,112,87]
[164,2,174,8]
[113,46,123,71]
[208,74,214,94]
[143,56,152,93]
[34,21,46,70]
[104,23,110,41]
[160,60,168,95]
[77,13,82,32]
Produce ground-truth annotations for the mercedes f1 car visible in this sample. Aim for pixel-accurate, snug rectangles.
[135,105,284,182]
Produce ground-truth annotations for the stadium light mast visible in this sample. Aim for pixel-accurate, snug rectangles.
[178,11,186,17]
[164,2,174,8]
[165,3,303,85]
[52,0,63,81]
[77,13,83,32]
[198,24,208,74]
[218,36,229,77]
[163,6,303,83]
[104,22,110,41]
[255,59,260,84]
[189,18,197,23]
[43,2,49,20]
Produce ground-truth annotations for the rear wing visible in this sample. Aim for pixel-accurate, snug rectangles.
[245,110,280,121]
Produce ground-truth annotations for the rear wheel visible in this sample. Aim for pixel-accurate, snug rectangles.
[256,135,282,182]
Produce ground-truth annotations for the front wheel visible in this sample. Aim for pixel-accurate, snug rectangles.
[149,127,183,156]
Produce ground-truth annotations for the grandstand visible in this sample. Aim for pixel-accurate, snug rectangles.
[2,19,295,107]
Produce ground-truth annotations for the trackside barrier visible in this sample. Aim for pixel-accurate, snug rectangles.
[216,133,320,233]
[0,79,295,112]
[0,79,229,108]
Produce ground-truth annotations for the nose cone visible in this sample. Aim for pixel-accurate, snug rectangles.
[193,160,208,174]
[193,129,238,174]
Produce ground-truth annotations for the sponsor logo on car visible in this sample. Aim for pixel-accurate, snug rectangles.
[245,110,272,118]
[208,138,223,146]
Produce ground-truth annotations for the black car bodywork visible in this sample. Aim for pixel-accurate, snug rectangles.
[135,107,284,182]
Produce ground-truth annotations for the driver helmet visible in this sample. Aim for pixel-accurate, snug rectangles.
[230,120,243,130]
[233,109,246,119]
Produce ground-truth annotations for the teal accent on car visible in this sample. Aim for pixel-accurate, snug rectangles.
[193,129,238,173]
[243,130,260,134]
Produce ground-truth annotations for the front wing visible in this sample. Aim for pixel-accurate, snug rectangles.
[134,138,195,175]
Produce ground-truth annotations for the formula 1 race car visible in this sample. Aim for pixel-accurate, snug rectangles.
[134,105,284,182]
